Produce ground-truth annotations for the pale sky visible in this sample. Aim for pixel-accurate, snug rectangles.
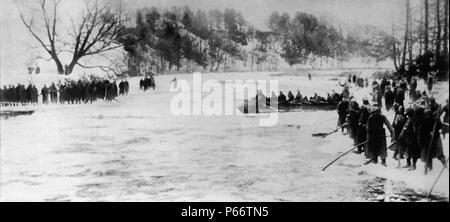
[1,0,412,78]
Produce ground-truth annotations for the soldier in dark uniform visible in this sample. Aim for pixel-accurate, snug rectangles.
[399,78,408,92]
[384,86,395,111]
[143,77,150,91]
[342,85,350,99]
[124,80,129,95]
[31,85,38,104]
[76,80,84,104]
[119,81,125,96]
[10,85,18,106]
[295,90,302,102]
[49,83,57,103]
[278,91,287,105]
[337,98,349,133]
[419,108,447,171]
[139,79,144,90]
[398,108,421,170]
[355,99,370,154]
[41,85,49,104]
[112,81,118,99]
[18,84,27,105]
[59,84,67,104]
[287,91,295,102]
[347,101,360,145]
[26,84,33,104]
[105,82,112,101]
[332,90,342,103]
[376,87,383,108]
[83,82,91,104]
[395,87,405,108]
[392,106,407,166]
[150,75,156,90]
[365,105,396,166]
[380,77,389,96]
[89,81,97,103]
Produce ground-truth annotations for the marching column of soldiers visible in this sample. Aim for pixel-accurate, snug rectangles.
[1,79,128,106]
[337,75,449,171]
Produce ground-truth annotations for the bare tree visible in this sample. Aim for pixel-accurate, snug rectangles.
[435,0,441,57]
[392,24,400,71]
[407,1,413,64]
[401,0,411,69]
[18,0,126,74]
[424,0,429,53]
[444,0,449,59]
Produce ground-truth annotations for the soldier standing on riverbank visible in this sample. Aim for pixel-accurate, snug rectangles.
[41,85,49,104]
[398,108,421,170]
[365,105,396,166]
[337,98,349,133]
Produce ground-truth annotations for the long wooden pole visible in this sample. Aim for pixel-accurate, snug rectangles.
[424,106,441,175]
[322,141,368,171]
[322,129,338,138]
[427,157,449,199]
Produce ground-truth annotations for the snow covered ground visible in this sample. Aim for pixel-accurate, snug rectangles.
[0,70,448,201]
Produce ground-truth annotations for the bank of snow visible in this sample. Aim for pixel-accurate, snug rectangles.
[317,80,449,200]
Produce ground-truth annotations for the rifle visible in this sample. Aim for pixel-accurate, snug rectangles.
[424,106,442,175]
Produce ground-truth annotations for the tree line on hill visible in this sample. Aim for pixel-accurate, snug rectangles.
[20,0,448,80]
[118,6,403,75]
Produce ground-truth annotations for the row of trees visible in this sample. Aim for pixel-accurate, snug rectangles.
[392,0,449,80]
[120,7,251,75]
[120,6,400,75]
[20,0,448,79]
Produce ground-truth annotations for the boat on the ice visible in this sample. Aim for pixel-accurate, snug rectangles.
[240,98,338,113]
[0,104,36,118]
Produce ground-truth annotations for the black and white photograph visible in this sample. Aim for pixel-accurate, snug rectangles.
[0,0,449,205]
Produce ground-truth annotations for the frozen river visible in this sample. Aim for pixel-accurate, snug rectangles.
[1,71,448,201]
